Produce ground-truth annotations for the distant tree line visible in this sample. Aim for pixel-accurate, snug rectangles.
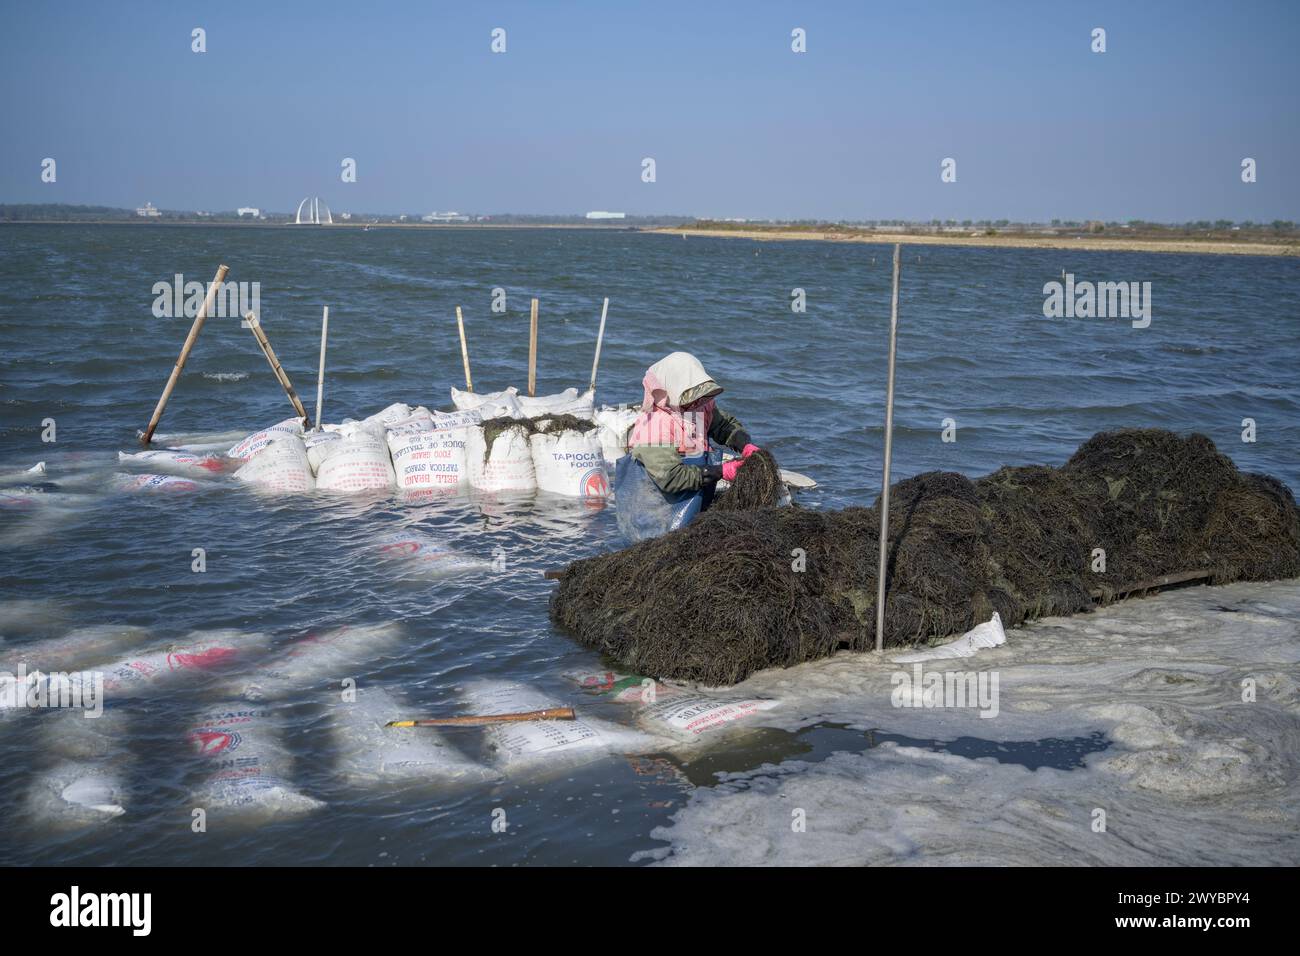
[3,204,1295,235]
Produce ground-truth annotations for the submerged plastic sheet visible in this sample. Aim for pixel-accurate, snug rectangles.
[614,452,713,543]
[27,707,131,828]
[891,613,1007,663]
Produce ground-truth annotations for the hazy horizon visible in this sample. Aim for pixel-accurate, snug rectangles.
[2,0,1297,222]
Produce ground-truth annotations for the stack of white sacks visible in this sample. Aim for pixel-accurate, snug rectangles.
[224,388,641,499]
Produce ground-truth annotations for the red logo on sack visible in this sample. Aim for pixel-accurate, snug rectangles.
[190,729,241,756]
[168,646,238,671]
[582,469,609,498]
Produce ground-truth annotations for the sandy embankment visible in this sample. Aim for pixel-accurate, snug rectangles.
[648,227,1300,257]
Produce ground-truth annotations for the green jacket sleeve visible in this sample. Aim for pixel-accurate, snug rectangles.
[709,406,752,452]
[631,444,712,494]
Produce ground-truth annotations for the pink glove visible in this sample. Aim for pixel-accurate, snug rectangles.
[742,444,760,458]
[721,458,745,482]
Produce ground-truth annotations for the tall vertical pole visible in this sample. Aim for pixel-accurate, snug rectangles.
[455,306,473,392]
[589,296,609,393]
[314,306,329,430]
[875,244,902,652]
[528,297,539,397]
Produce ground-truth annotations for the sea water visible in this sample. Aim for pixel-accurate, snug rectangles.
[0,223,1297,864]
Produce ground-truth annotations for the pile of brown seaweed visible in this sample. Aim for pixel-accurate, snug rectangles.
[549,430,1300,685]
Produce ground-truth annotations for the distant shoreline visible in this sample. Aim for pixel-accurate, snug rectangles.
[4,219,1296,256]
[0,219,640,231]
[646,226,1300,257]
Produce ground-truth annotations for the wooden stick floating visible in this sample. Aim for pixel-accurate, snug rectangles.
[455,306,473,392]
[589,296,609,393]
[245,312,309,425]
[314,305,329,430]
[140,263,229,445]
[387,706,575,728]
[528,297,539,397]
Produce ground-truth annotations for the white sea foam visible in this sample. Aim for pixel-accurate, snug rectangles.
[642,580,1300,866]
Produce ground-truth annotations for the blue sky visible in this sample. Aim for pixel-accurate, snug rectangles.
[1,0,1296,221]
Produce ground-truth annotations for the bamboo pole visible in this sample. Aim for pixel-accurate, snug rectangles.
[1091,569,1211,602]
[875,244,902,653]
[140,264,229,445]
[314,306,329,430]
[589,296,609,393]
[528,297,539,396]
[455,306,473,391]
[387,707,575,728]
[245,312,309,424]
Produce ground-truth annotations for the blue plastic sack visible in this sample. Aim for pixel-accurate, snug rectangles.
[614,452,714,543]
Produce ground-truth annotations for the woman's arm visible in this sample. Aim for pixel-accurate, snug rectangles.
[708,406,752,453]
[630,444,722,493]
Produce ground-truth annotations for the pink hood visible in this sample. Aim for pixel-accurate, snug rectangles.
[628,352,721,454]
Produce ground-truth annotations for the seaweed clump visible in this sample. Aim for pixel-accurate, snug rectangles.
[714,449,785,511]
[478,413,596,462]
[550,429,1300,685]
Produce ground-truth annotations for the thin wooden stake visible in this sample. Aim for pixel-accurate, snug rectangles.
[245,312,309,425]
[1091,569,1212,602]
[528,297,539,396]
[387,707,575,728]
[455,306,473,391]
[875,244,902,653]
[589,296,609,393]
[314,306,329,430]
[140,264,229,445]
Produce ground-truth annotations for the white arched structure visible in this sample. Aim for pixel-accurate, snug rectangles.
[294,197,333,225]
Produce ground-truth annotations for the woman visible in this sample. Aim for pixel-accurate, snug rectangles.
[626,351,760,495]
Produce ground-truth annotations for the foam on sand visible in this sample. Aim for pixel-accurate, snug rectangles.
[641,580,1300,866]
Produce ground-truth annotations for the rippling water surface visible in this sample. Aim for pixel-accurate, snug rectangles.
[0,224,1296,864]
